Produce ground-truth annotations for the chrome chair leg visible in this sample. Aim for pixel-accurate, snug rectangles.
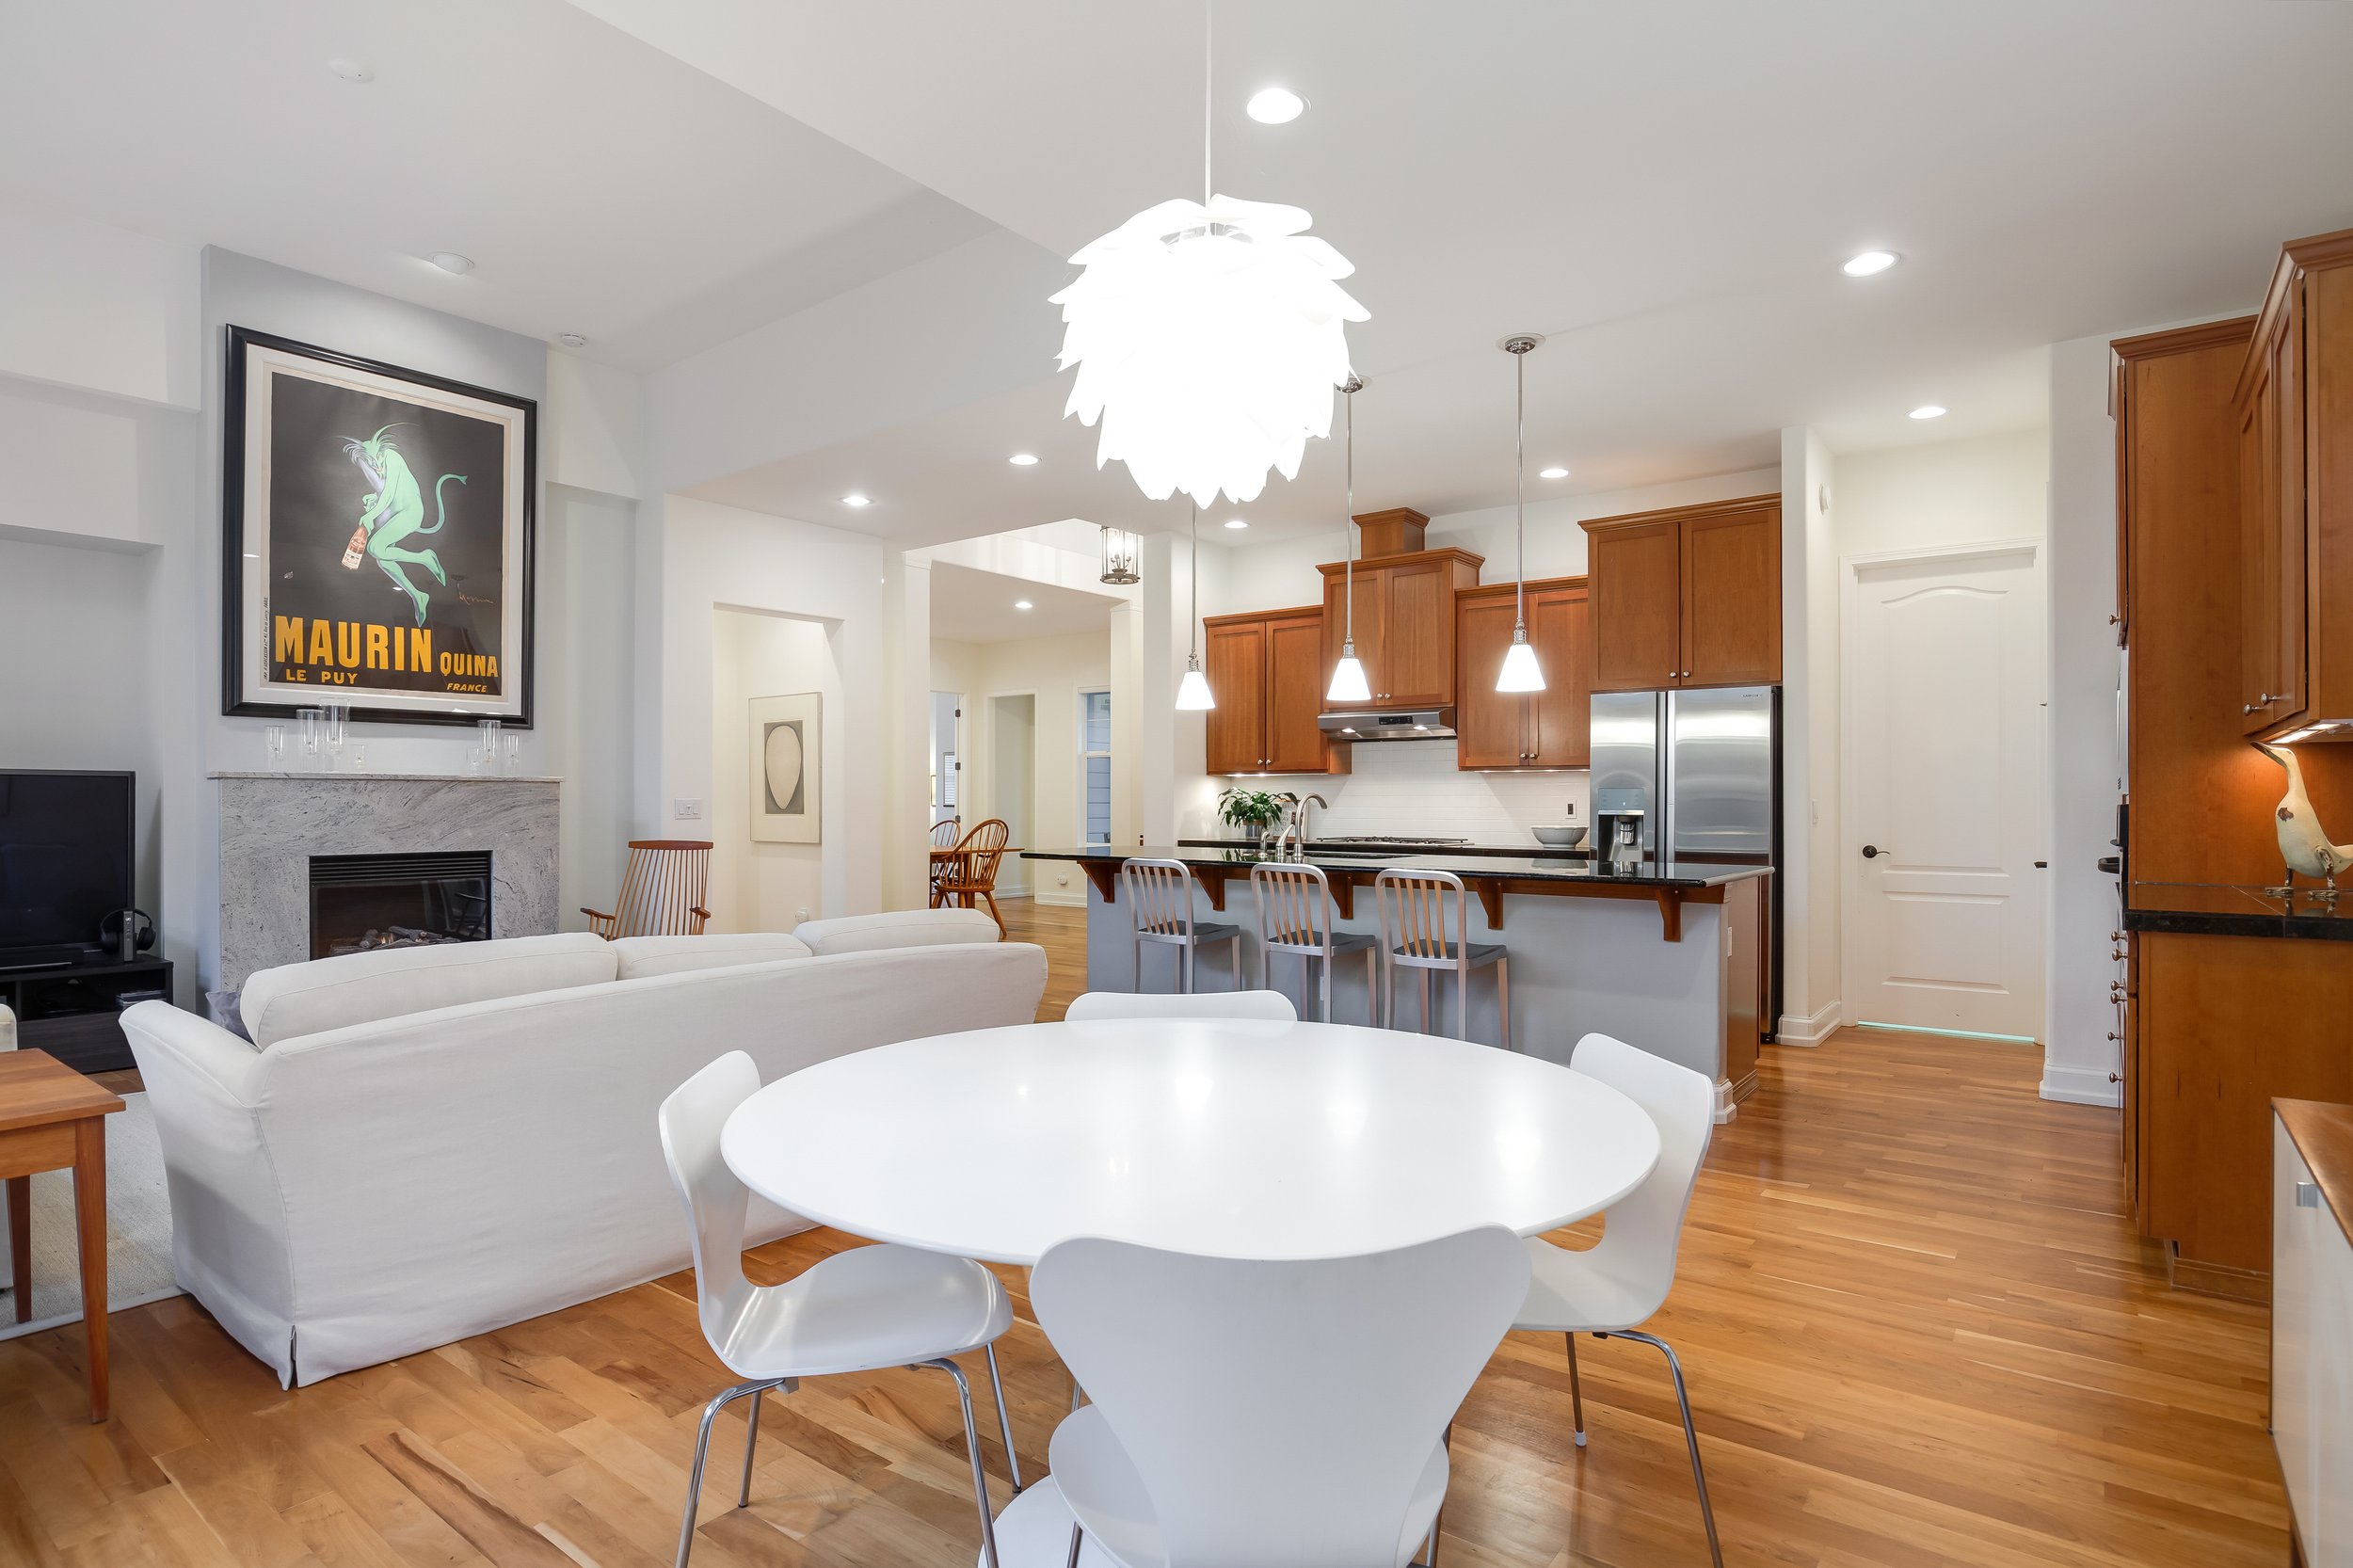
[1455,958,1469,1041]
[1496,956,1512,1051]
[1066,1522,1086,1568]
[1598,1330,1721,1568]
[1417,1418,1453,1568]
[984,1342,1022,1494]
[676,1378,780,1568]
[737,1387,763,1507]
[920,1357,1002,1568]
[1563,1333,1586,1447]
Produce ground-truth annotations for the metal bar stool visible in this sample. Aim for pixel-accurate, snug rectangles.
[1372,867,1513,1048]
[1119,858,1242,994]
[1248,862,1376,1023]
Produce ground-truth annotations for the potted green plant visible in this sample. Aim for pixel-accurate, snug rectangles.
[1217,787,1293,851]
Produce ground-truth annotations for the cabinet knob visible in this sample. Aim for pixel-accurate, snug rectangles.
[2105,1032,2121,1042]
[2108,614,2121,625]
[2107,1071,2122,1082]
[2110,949,2126,962]
[2259,692,2287,705]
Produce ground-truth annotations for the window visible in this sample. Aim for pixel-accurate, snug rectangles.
[1080,688,1112,846]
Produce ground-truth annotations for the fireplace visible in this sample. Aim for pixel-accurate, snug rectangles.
[309,852,494,959]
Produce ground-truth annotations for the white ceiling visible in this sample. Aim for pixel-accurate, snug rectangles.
[0,0,987,369]
[576,0,2353,537]
[928,561,1118,646]
[18,2,2353,542]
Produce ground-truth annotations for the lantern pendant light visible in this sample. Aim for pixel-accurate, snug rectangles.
[1496,335,1547,694]
[1175,503,1216,710]
[1099,524,1142,585]
[1325,376,1373,704]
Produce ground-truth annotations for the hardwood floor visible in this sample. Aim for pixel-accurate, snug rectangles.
[0,911,2287,1567]
[998,895,1086,1020]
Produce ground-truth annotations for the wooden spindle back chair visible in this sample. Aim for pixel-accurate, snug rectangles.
[936,818,1013,934]
[927,818,963,907]
[584,840,713,938]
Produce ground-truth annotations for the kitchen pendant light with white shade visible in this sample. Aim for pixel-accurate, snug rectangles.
[1176,503,1216,711]
[1496,335,1547,694]
[1325,376,1372,704]
[1049,4,1367,508]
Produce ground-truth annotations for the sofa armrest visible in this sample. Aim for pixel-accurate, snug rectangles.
[119,1000,297,1381]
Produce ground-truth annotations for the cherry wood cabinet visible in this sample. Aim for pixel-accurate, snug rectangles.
[1580,496,1781,691]
[1201,607,1346,776]
[1453,578,1591,770]
[2235,227,2353,741]
[1317,549,1485,710]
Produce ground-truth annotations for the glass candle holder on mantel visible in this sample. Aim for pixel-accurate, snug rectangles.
[264,723,286,771]
[323,703,350,772]
[473,718,502,776]
[296,707,325,771]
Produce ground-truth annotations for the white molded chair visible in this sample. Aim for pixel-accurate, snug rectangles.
[1514,1033,1722,1568]
[987,1226,1529,1568]
[1119,858,1243,994]
[1064,989,1297,1024]
[1372,869,1512,1048]
[1249,862,1377,1023]
[660,1052,1021,1568]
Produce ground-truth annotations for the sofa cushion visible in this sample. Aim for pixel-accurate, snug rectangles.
[239,933,617,1050]
[792,908,1000,956]
[609,932,812,980]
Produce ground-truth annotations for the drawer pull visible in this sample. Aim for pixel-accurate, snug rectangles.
[2297,1181,2321,1209]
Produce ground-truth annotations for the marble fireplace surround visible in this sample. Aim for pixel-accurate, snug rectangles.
[214,773,562,989]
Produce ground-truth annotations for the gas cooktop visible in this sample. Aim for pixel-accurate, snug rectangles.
[1311,835,1473,847]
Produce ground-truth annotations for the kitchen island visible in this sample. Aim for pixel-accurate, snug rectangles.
[1023,845,1771,1120]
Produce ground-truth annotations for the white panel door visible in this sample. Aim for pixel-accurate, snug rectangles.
[1844,544,2046,1037]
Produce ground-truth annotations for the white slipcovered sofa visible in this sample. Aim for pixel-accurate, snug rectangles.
[121,908,1041,1386]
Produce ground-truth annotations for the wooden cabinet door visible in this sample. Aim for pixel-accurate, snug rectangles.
[1262,613,1331,773]
[1527,584,1592,767]
[1323,568,1387,701]
[1376,559,1453,707]
[1680,505,1783,685]
[2240,357,2282,734]
[1453,593,1527,768]
[1204,619,1268,773]
[1588,520,1682,691]
[2270,281,2309,727]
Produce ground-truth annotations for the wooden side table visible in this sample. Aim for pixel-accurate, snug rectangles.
[0,1049,124,1421]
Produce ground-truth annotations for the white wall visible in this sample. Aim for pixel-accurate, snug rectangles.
[0,205,199,409]
[540,486,637,928]
[710,607,842,929]
[929,628,1113,906]
[1833,429,2050,558]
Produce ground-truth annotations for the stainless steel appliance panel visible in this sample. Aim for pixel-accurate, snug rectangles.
[1588,690,1663,857]
[1667,685,1774,857]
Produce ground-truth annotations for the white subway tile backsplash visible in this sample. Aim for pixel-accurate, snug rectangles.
[1187,740,1586,847]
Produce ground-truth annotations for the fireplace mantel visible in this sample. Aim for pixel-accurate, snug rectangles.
[213,773,562,989]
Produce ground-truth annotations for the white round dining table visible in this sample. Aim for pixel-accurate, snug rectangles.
[720,1018,1661,1264]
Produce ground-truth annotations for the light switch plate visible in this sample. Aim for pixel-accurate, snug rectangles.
[674,797,703,820]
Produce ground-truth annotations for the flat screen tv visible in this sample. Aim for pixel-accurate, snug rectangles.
[0,770,134,965]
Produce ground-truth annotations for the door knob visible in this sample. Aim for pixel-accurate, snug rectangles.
[1861,843,1883,858]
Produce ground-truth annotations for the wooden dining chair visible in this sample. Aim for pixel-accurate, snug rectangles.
[583,840,714,938]
[927,819,963,908]
[937,818,1013,935]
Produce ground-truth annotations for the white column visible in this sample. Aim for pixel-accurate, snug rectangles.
[1777,427,1843,1043]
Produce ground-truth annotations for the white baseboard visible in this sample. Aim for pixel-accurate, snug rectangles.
[2039,1064,2121,1108]
[1711,1078,1737,1125]
[1774,999,1842,1047]
[1032,888,1085,909]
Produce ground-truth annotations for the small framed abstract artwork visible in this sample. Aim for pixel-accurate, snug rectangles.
[749,693,821,843]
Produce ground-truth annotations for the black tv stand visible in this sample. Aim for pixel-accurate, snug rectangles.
[0,954,172,1075]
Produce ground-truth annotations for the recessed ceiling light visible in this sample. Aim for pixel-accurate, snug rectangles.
[1843,249,1897,277]
[840,493,872,507]
[558,332,587,348]
[1539,466,1569,479]
[1246,87,1306,124]
[1014,600,1033,611]
[328,57,374,83]
[1909,405,1947,420]
[428,252,474,275]
[1008,452,1039,466]
[1224,518,1249,530]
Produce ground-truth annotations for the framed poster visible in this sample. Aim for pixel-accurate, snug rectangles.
[750,693,822,843]
[222,327,536,726]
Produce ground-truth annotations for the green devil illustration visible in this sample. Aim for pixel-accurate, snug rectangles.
[341,425,467,627]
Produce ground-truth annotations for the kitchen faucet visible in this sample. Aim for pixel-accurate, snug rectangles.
[1277,793,1330,856]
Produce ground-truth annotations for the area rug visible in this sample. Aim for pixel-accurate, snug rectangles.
[0,1091,181,1341]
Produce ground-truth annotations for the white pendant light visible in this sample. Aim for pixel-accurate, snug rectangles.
[1049,4,1367,508]
[1176,503,1216,711]
[1326,376,1372,704]
[1496,334,1547,694]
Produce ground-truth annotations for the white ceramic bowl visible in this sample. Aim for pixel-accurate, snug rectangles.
[1532,824,1587,848]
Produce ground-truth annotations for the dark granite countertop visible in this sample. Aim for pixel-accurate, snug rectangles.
[2125,882,2353,942]
[1176,836,1596,860]
[1023,845,1770,891]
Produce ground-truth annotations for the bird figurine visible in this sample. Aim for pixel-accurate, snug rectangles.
[2256,741,2353,899]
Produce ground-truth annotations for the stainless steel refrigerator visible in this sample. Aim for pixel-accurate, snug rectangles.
[1590,684,1782,1028]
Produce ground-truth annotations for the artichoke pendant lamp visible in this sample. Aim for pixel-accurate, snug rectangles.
[1496,334,1547,694]
[1326,376,1373,704]
[1176,503,1216,711]
[1048,3,1367,508]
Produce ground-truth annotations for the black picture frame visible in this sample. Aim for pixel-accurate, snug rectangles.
[220,326,536,728]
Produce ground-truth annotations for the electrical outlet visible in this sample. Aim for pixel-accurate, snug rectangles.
[795,906,808,922]
[674,797,703,820]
